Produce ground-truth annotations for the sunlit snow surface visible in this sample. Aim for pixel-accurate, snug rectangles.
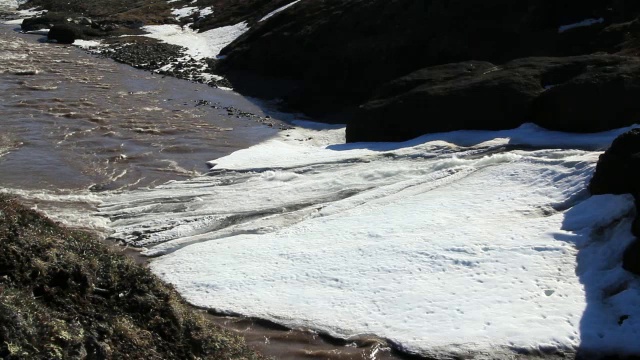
[142,22,248,59]
[99,123,640,357]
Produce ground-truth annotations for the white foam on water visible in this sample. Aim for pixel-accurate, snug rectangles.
[2,187,109,232]
[72,39,104,49]
[97,123,640,357]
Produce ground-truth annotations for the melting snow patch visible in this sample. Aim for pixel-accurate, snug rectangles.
[171,6,198,19]
[260,0,302,22]
[142,22,249,59]
[199,6,213,17]
[559,18,605,33]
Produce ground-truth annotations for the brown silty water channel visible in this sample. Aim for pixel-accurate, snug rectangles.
[0,24,410,360]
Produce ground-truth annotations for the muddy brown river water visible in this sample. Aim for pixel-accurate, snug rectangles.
[0,23,410,360]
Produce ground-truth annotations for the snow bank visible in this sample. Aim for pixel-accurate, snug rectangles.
[99,123,640,357]
[142,22,248,59]
[260,0,302,22]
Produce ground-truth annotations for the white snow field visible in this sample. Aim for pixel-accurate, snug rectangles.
[99,123,640,358]
[142,22,249,59]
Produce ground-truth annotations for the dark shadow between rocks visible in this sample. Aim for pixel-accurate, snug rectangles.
[556,194,639,358]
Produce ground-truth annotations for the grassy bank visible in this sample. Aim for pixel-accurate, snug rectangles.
[0,195,262,360]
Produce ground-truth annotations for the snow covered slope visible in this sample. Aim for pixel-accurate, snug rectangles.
[99,123,640,358]
[142,22,248,59]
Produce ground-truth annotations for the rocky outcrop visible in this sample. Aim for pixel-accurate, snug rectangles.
[47,23,81,44]
[348,55,640,142]
[190,0,297,31]
[218,0,640,122]
[590,129,640,196]
[21,12,69,31]
[590,129,640,275]
[532,57,640,133]
[347,61,541,142]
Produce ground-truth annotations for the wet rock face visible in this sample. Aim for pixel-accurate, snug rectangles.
[531,60,640,133]
[590,129,640,275]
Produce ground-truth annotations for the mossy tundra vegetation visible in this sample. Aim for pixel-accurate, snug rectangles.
[0,195,262,359]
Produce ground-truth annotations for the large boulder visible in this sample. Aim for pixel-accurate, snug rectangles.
[21,12,69,32]
[218,0,640,117]
[531,57,640,132]
[48,24,82,44]
[589,129,640,275]
[347,55,640,142]
[346,61,542,142]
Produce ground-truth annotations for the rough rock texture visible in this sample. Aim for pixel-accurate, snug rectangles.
[590,129,640,275]
[532,58,640,133]
[48,23,82,44]
[21,12,69,31]
[188,0,296,30]
[590,128,640,196]
[347,61,540,142]
[0,195,262,359]
[348,55,640,142]
[218,0,640,120]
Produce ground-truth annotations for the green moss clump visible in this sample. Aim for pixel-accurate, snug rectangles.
[0,195,262,360]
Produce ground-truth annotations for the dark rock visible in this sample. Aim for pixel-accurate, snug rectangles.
[48,24,82,44]
[623,239,640,275]
[532,57,640,132]
[590,128,640,195]
[192,0,295,31]
[589,129,640,275]
[218,0,640,118]
[21,12,69,31]
[347,55,640,142]
[347,60,541,142]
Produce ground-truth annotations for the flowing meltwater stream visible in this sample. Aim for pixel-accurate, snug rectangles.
[3,11,640,360]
